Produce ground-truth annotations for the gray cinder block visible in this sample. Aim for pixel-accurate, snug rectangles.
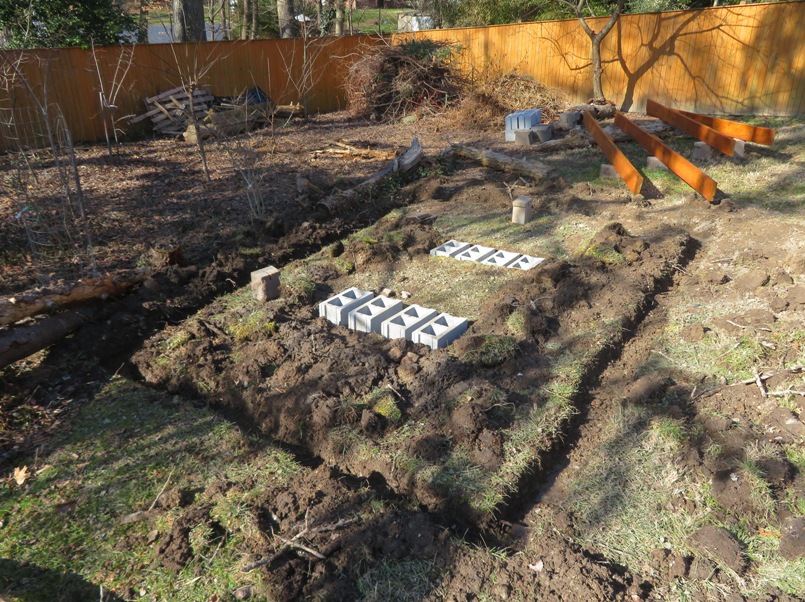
[413,313,469,350]
[251,265,280,302]
[381,304,439,341]
[508,255,545,271]
[532,124,553,142]
[693,141,712,161]
[348,295,404,334]
[481,250,522,267]
[455,244,496,263]
[319,287,374,326]
[430,240,472,258]
[599,164,619,179]
[512,196,533,224]
[646,156,668,170]
[559,111,582,128]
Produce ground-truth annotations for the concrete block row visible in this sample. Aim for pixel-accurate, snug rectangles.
[319,288,468,350]
[505,109,542,142]
[430,240,545,271]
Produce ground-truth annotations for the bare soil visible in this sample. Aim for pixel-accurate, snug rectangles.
[2,111,804,600]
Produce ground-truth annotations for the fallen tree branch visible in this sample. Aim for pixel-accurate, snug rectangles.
[0,270,149,327]
[318,138,423,213]
[450,144,556,182]
[766,389,805,397]
[0,310,92,370]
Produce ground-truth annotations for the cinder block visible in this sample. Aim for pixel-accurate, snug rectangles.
[455,244,496,263]
[508,255,545,271]
[599,163,619,179]
[505,109,542,141]
[693,141,712,161]
[733,138,745,158]
[430,240,471,258]
[413,313,469,350]
[319,287,374,326]
[514,130,535,146]
[559,111,582,128]
[251,265,280,301]
[348,295,404,334]
[646,156,668,170]
[532,124,553,142]
[512,195,534,224]
[481,250,522,267]
[381,304,438,341]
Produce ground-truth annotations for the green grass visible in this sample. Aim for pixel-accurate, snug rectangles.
[0,377,302,601]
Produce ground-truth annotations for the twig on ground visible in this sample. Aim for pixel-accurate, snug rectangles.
[148,466,176,512]
[766,389,805,397]
[753,368,768,398]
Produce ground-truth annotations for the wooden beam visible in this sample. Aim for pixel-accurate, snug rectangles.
[676,110,776,146]
[450,144,556,182]
[615,112,718,202]
[646,99,737,156]
[582,111,643,194]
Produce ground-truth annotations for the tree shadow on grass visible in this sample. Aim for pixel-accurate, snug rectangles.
[0,558,123,602]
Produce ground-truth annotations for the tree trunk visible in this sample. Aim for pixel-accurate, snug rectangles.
[277,0,298,38]
[240,0,249,39]
[137,0,149,44]
[590,37,604,100]
[173,0,207,42]
[251,0,258,38]
[334,0,344,35]
[573,0,625,102]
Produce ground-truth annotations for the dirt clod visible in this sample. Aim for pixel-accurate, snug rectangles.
[689,526,745,574]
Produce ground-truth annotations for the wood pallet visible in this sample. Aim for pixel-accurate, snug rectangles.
[130,86,214,135]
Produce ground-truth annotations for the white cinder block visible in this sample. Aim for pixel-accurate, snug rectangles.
[481,250,522,268]
[348,295,404,334]
[430,240,472,257]
[508,255,545,271]
[319,287,374,326]
[455,244,496,263]
[413,313,469,350]
[381,305,439,341]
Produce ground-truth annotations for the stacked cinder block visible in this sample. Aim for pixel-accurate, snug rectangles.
[505,109,542,142]
[430,240,545,271]
[319,289,468,350]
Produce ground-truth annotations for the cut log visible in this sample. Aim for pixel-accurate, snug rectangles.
[614,112,718,202]
[0,310,90,370]
[582,111,644,195]
[647,99,737,156]
[676,110,775,146]
[318,138,423,213]
[450,144,557,181]
[0,270,149,327]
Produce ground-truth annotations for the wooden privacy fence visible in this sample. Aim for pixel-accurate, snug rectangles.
[0,2,803,151]
[398,2,805,116]
[0,35,380,151]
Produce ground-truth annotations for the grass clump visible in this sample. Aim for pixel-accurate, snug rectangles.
[280,265,316,302]
[164,329,192,351]
[463,335,520,367]
[505,308,527,339]
[580,241,627,266]
[226,310,277,342]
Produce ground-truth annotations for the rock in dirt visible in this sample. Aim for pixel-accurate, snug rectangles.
[785,286,805,308]
[766,407,805,439]
[770,296,790,313]
[770,268,794,287]
[735,270,770,292]
[233,585,254,600]
[778,516,805,560]
[681,322,707,342]
[689,525,745,574]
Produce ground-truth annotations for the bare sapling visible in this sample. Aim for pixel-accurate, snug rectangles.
[90,42,136,156]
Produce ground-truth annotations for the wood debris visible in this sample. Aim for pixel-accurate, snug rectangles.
[130,86,214,136]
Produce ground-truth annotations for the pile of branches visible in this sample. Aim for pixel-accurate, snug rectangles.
[345,39,464,121]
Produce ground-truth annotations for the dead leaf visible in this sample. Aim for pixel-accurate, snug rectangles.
[13,466,29,486]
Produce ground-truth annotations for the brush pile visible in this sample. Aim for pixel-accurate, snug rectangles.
[345,39,463,121]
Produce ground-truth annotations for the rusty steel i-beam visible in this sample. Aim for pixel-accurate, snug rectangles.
[582,111,644,195]
[614,112,718,202]
[646,99,738,157]
[676,110,776,146]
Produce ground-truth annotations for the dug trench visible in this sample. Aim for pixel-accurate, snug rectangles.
[129,185,696,598]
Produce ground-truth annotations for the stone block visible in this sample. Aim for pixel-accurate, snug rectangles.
[599,163,619,179]
[505,109,542,141]
[250,265,280,301]
[514,130,535,146]
[512,195,534,224]
[693,141,712,161]
[430,240,471,258]
[558,111,582,128]
[381,305,438,341]
[481,250,522,267]
[454,244,496,263]
[508,255,545,271]
[319,287,374,326]
[348,295,404,334]
[646,156,668,170]
[532,124,553,142]
[733,138,746,158]
[413,313,469,350]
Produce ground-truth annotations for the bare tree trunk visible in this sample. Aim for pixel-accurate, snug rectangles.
[138,0,149,43]
[173,0,207,42]
[220,0,229,39]
[278,0,298,38]
[240,0,250,39]
[251,0,259,38]
[334,0,344,35]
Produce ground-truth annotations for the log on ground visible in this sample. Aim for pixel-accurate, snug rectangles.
[450,144,556,181]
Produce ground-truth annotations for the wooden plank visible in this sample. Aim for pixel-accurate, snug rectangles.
[676,110,776,146]
[582,111,643,195]
[646,99,737,156]
[614,112,718,202]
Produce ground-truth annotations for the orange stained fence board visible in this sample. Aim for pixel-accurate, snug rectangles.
[582,111,644,195]
[614,112,718,202]
[676,110,776,145]
[646,99,737,156]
